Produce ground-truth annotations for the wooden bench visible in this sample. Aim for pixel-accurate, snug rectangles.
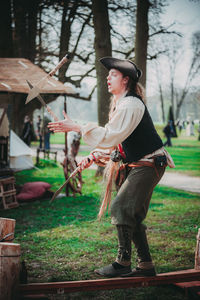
[36,148,57,164]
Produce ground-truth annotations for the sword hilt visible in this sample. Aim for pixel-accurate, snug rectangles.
[49,54,70,77]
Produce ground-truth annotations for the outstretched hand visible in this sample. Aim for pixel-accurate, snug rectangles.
[48,111,81,133]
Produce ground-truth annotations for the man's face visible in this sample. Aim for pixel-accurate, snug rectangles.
[107,68,128,95]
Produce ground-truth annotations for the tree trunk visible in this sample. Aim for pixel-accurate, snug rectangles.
[159,84,165,123]
[134,0,151,89]
[13,0,39,61]
[13,0,28,57]
[92,0,112,126]
[38,4,43,67]
[0,0,13,57]
[58,1,77,82]
[27,0,40,62]
[170,77,175,118]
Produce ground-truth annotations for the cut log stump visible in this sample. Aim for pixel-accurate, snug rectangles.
[0,242,21,300]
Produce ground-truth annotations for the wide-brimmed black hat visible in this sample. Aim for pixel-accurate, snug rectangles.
[100,57,142,82]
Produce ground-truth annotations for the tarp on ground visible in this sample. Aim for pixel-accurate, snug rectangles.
[10,130,33,170]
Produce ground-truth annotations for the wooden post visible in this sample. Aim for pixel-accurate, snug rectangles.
[195,228,200,270]
[0,218,15,242]
[0,242,21,300]
[0,218,20,299]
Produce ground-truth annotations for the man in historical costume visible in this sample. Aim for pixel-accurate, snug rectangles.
[48,57,175,278]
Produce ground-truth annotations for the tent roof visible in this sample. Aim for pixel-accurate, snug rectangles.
[10,130,33,157]
[0,58,74,95]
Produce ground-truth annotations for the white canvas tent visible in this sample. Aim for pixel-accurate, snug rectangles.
[10,130,34,170]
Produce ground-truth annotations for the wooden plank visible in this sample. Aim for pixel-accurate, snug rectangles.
[175,281,200,288]
[174,281,200,298]
[20,269,200,296]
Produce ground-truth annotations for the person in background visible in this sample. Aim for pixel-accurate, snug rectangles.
[43,116,52,150]
[36,115,42,148]
[48,57,175,278]
[198,120,200,141]
[163,120,173,147]
[22,115,33,146]
[176,119,183,135]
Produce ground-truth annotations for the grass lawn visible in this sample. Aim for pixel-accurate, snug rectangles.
[156,126,200,176]
[1,157,200,299]
[163,135,200,176]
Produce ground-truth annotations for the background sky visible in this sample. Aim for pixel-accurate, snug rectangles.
[161,0,200,49]
[147,0,200,96]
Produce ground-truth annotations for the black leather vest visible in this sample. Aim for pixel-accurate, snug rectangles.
[121,92,163,163]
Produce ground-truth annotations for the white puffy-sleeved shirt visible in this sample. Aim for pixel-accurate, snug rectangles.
[80,95,175,168]
[81,96,144,149]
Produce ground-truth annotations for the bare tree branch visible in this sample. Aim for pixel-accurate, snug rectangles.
[110,24,130,43]
[149,23,182,38]
[64,66,95,88]
[67,12,92,68]
[66,84,96,101]
[113,47,135,59]
[74,51,93,64]
[147,50,168,60]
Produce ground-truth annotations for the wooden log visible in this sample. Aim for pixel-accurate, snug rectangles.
[195,228,200,270]
[20,269,200,296]
[0,242,21,300]
[0,217,15,242]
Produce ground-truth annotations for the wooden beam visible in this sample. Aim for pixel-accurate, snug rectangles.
[20,269,200,296]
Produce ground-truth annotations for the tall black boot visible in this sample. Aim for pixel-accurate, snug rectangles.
[94,225,132,277]
[132,224,152,264]
[116,225,132,265]
[122,224,156,277]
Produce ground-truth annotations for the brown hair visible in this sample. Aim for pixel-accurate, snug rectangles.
[109,77,146,121]
[126,76,146,104]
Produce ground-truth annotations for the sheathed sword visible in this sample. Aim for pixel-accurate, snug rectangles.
[50,166,81,203]
[50,157,92,203]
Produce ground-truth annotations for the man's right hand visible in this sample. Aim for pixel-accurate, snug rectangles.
[78,155,94,171]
